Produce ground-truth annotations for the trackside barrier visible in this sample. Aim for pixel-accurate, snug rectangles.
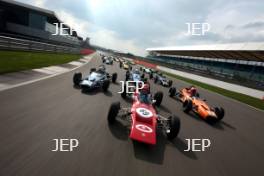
[135,60,157,69]
[80,49,95,55]
[134,59,264,99]
[0,35,81,54]
[157,65,264,99]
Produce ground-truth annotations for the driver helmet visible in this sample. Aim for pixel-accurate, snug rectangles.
[140,81,150,95]
[189,86,197,96]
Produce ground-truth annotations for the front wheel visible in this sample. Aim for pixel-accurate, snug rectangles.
[154,91,163,107]
[73,72,82,85]
[169,87,176,97]
[215,107,225,121]
[112,73,117,83]
[149,73,153,79]
[121,84,127,99]
[90,68,96,73]
[166,115,181,140]
[108,102,120,124]
[154,77,158,83]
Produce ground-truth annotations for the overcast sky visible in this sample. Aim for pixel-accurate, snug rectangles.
[16,0,264,56]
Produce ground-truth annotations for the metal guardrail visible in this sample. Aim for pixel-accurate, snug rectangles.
[0,35,81,54]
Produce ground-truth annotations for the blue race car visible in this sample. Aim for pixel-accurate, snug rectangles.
[73,65,117,92]
[125,68,144,82]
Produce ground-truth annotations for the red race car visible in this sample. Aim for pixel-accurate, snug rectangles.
[107,84,180,145]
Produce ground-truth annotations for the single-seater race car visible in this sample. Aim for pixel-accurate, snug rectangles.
[102,57,113,65]
[169,86,224,123]
[107,82,181,145]
[140,67,152,74]
[154,73,173,87]
[73,65,117,92]
[182,97,225,124]
[120,61,131,70]
[169,85,200,102]
[125,69,145,82]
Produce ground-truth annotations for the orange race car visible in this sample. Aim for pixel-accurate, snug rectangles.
[169,86,224,123]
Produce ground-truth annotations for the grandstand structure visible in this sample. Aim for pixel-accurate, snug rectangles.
[0,0,90,53]
[146,43,264,90]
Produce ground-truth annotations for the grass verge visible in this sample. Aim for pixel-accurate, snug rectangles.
[163,71,264,110]
[0,50,82,74]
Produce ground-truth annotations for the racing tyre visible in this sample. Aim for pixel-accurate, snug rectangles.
[112,73,117,83]
[183,100,192,113]
[154,76,158,83]
[149,73,153,79]
[196,93,200,98]
[102,80,110,92]
[166,115,181,140]
[119,63,122,68]
[140,67,142,71]
[121,84,127,99]
[141,73,145,79]
[90,68,96,73]
[215,107,225,121]
[168,80,173,87]
[73,72,82,85]
[108,102,120,124]
[125,71,130,81]
[169,87,176,97]
[154,91,163,107]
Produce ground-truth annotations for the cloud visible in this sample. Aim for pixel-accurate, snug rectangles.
[15,0,264,56]
[55,10,146,56]
[242,21,264,29]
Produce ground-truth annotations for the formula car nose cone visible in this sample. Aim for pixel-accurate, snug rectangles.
[136,108,153,118]
[80,80,93,86]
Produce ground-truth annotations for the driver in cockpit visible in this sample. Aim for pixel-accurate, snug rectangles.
[139,78,151,104]
[186,85,197,97]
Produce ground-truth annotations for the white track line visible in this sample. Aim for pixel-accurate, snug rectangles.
[69,61,83,66]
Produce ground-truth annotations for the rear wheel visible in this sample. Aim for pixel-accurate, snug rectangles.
[215,107,225,121]
[166,115,181,140]
[112,73,117,83]
[168,80,173,87]
[73,72,82,85]
[102,80,110,92]
[108,102,120,124]
[141,73,145,79]
[169,87,176,97]
[154,91,163,106]
[183,100,192,113]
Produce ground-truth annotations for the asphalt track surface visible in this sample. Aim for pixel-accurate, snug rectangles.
[0,53,264,176]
